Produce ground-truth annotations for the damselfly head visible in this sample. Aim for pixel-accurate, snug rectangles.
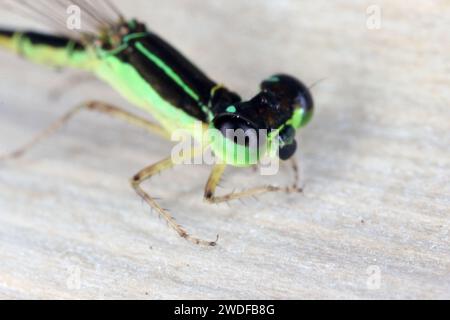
[260,74,314,160]
[210,74,314,165]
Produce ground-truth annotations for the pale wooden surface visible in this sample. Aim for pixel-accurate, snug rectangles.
[0,0,449,299]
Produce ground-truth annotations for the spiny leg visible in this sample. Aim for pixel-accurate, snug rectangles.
[204,162,302,204]
[131,151,218,247]
[0,100,169,161]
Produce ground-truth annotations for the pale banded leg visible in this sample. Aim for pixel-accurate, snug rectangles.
[131,149,219,247]
[204,161,302,204]
[0,100,169,161]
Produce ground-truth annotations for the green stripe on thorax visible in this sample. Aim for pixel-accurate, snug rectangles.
[96,31,213,121]
[95,53,207,138]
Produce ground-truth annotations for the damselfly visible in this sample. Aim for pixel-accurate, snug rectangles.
[0,0,314,246]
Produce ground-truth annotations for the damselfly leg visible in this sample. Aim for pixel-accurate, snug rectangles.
[204,162,303,205]
[131,150,219,247]
[0,100,169,161]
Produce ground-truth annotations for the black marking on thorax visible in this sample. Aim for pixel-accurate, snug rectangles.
[126,35,213,122]
[112,21,222,123]
[105,21,244,123]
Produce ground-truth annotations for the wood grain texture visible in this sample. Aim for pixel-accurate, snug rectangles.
[0,0,449,299]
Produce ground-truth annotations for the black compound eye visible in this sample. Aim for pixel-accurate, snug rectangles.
[217,118,260,148]
[279,140,297,160]
[261,74,314,117]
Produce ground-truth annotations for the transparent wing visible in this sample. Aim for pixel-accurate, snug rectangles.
[1,0,124,40]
